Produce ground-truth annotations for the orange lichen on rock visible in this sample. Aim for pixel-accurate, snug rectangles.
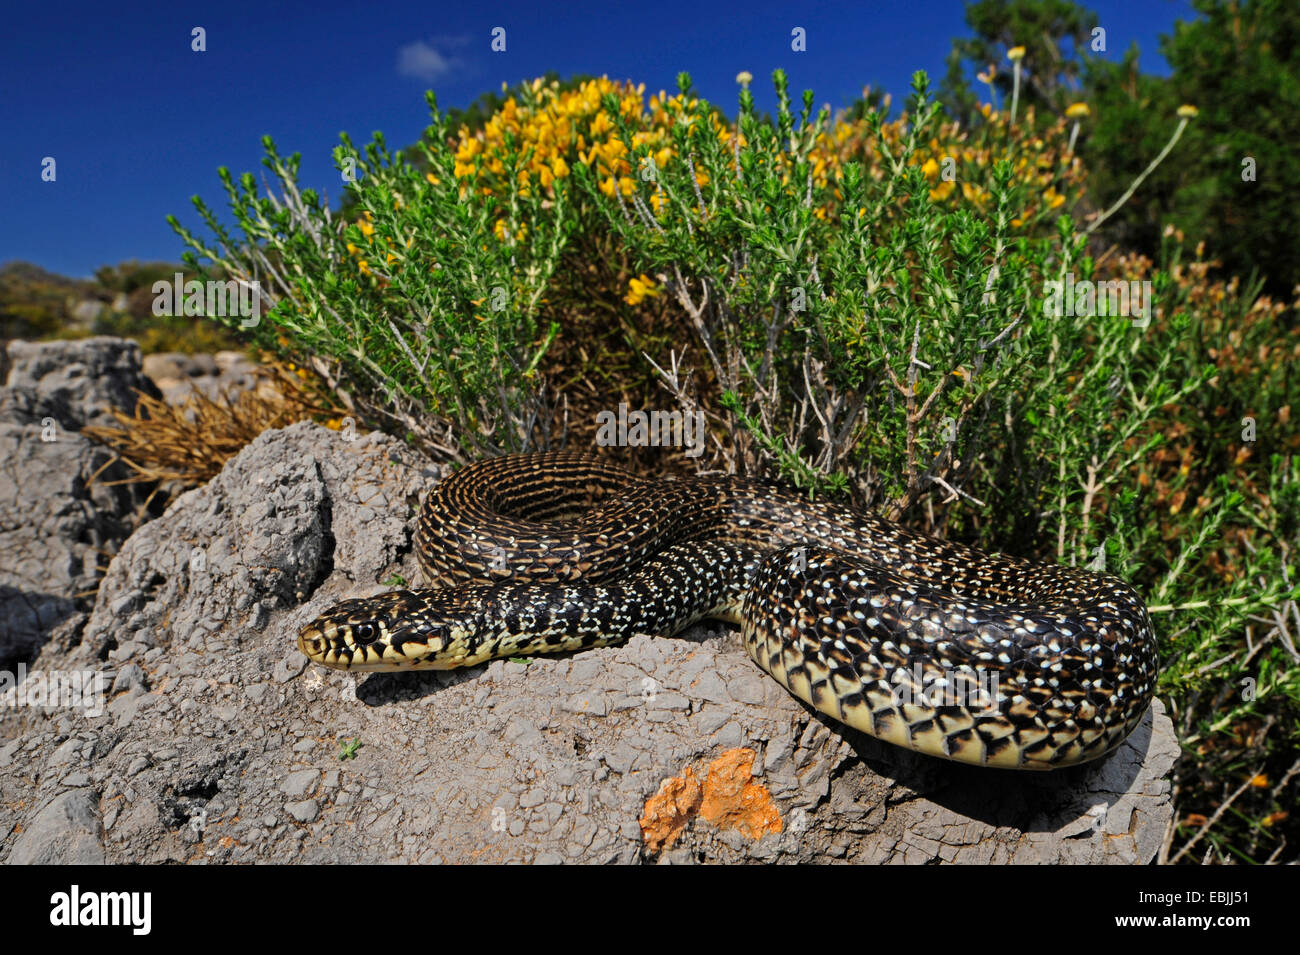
[639,766,703,853]
[639,747,782,852]
[699,748,783,841]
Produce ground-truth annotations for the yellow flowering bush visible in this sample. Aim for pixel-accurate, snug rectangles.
[820,101,1085,229]
[440,74,1083,234]
[381,72,1089,314]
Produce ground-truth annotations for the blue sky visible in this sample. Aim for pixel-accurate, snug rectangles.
[1,0,1198,278]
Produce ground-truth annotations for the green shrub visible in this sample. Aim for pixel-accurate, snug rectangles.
[168,93,574,457]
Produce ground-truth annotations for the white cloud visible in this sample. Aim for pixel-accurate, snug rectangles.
[396,37,467,82]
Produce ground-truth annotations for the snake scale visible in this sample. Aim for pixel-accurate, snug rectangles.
[298,451,1157,770]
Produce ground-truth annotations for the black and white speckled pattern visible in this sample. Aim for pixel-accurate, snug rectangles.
[300,452,1157,770]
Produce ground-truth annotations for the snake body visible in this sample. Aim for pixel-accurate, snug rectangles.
[298,451,1157,770]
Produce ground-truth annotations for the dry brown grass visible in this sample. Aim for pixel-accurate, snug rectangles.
[83,363,348,492]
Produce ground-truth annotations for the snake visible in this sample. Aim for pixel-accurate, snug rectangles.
[297,451,1157,770]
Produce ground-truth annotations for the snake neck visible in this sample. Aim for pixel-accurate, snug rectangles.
[467,541,760,664]
[315,541,763,672]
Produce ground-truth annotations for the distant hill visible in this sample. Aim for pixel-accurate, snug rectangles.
[1,259,239,353]
[0,260,102,339]
[0,260,96,289]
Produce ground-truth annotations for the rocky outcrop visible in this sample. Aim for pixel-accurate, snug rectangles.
[0,421,1180,864]
[0,338,160,669]
[0,336,162,431]
[141,351,263,406]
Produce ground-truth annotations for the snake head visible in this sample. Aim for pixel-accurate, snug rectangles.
[298,589,488,671]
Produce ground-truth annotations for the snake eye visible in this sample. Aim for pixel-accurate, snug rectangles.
[352,622,377,645]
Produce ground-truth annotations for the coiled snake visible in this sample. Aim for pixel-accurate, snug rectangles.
[298,451,1157,770]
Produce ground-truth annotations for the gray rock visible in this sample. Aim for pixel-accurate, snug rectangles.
[111,663,147,695]
[0,338,160,668]
[0,336,160,431]
[141,353,187,382]
[286,800,319,823]
[142,350,263,406]
[280,769,318,798]
[8,790,105,864]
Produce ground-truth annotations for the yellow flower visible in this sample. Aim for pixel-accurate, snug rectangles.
[1065,102,1090,118]
[358,220,374,237]
[1177,104,1199,118]
[624,274,661,305]
[599,137,628,166]
[929,180,956,202]
[600,174,631,197]
[551,156,569,179]
[454,137,480,161]
[1008,46,1026,61]
[736,71,753,87]
[426,172,440,185]
[921,157,940,180]
[358,260,370,274]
